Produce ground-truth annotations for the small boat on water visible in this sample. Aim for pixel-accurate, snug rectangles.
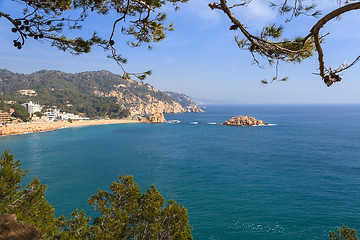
[190,122,199,125]
[208,122,222,125]
[166,120,181,124]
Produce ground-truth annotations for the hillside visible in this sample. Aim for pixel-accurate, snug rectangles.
[164,91,198,110]
[0,69,202,118]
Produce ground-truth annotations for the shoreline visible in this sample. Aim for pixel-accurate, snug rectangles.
[0,119,138,136]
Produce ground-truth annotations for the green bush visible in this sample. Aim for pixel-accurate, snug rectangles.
[0,150,193,239]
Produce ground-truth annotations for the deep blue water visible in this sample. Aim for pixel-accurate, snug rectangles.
[1,104,360,239]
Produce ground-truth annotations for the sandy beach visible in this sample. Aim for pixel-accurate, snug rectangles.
[0,119,138,136]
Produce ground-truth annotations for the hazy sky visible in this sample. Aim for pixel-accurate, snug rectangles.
[0,0,359,104]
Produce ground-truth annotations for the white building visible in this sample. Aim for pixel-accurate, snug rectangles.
[44,112,58,122]
[21,101,42,115]
[60,112,75,120]
[17,89,37,96]
[60,112,89,121]
[43,108,60,122]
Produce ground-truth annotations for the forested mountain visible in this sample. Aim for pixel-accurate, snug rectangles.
[0,69,201,118]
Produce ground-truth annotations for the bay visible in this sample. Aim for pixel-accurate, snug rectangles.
[1,104,360,239]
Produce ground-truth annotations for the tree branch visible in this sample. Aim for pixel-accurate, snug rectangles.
[210,0,360,86]
[306,1,360,86]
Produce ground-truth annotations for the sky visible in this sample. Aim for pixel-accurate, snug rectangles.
[0,0,359,104]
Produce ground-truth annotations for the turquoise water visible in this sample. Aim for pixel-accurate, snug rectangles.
[1,104,360,239]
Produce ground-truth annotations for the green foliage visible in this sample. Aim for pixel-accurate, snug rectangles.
[0,100,5,111]
[55,209,92,240]
[269,1,321,19]
[261,24,284,39]
[10,103,30,122]
[275,36,314,63]
[0,150,57,237]
[33,111,42,118]
[1,150,193,239]
[330,226,358,240]
[0,150,28,209]
[88,175,193,239]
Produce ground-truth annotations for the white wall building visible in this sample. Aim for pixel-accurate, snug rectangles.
[21,101,42,115]
[60,112,75,120]
[60,112,89,121]
[44,112,58,122]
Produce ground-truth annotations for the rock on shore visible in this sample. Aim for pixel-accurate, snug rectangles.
[139,112,166,123]
[0,213,44,240]
[224,116,266,126]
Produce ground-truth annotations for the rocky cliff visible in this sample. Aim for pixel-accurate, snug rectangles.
[94,84,186,115]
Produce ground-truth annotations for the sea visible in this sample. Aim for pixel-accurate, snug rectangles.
[1,104,360,240]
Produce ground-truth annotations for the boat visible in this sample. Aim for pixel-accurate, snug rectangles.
[166,120,181,124]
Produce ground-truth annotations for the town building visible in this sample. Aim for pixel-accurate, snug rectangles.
[60,112,76,120]
[0,110,11,123]
[43,108,60,122]
[17,89,37,96]
[44,112,57,122]
[21,101,42,115]
[60,112,89,121]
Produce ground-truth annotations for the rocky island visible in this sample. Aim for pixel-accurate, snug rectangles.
[224,116,267,126]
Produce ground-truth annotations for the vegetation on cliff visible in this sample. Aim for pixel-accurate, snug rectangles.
[0,150,193,239]
[164,92,198,109]
[0,69,199,118]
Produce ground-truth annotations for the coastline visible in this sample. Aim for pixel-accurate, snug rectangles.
[0,119,138,136]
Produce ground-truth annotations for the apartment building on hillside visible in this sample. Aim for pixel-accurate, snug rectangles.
[21,101,42,115]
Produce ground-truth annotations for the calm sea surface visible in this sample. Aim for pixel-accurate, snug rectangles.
[1,104,360,239]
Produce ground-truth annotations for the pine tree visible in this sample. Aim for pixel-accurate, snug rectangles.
[330,225,358,240]
[1,150,193,239]
[87,175,193,239]
[0,150,57,237]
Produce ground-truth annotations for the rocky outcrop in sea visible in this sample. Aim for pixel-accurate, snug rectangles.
[139,112,166,123]
[224,116,266,126]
